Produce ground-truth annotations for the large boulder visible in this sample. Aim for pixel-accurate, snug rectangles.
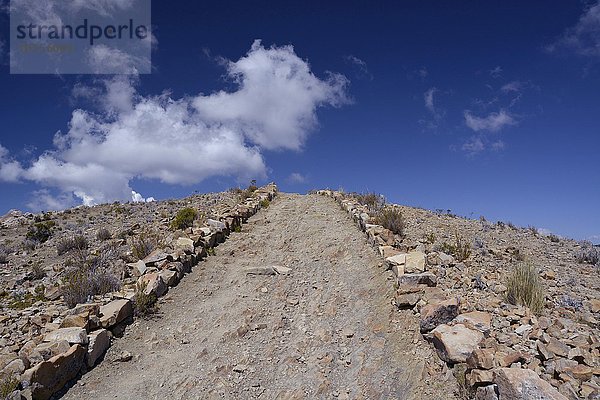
[138,273,167,297]
[431,323,483,363]
[405,251,426,273]
[43,327,88,345]
[493,368,568,400]
[87,329,111,367]
[28,340,71,365]
[24,344,86,400]
[420,298,459,333]
[99,299,133,329]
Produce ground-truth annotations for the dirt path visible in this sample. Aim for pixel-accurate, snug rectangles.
[62,194,452,400]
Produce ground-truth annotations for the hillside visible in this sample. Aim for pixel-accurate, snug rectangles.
[0,186,598,399]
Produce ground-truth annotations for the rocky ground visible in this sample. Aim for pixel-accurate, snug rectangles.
[0,186,598,400]
[60,193,453,400]
[319,190,600,400]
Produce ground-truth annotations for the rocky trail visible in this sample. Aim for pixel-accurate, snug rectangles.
[61,194,450,400]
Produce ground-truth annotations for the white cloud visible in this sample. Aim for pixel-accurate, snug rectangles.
[86,45,151,74]
[0,145,24,183]
[464,109,516,132]
[547,1,600,57]
[287,172,307,184]
[193,40,349,151]
[0,41,348,207]
[489,66,503,78]
[131,190,155,203]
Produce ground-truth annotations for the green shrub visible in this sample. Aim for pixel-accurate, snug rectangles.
[0,375,19,398]
[56,234,89,255]
[505,262,544,314]
[133,281,157,317]
[373,206,404,235]
[260,199,270,208]
[439,232,472,262]
[171,207,198,230]
[26,220,56,243]
[31,261,46,280]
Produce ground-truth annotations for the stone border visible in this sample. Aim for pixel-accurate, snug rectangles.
[6,184,277,400]
[316,190,570,400]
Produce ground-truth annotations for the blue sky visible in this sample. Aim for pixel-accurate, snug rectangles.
[0,1,599,242]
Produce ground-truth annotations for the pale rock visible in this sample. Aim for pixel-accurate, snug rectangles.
[99,299,133,329]
[159,269,178,287]
[142,249,170,266]
[87,329,111,367]
[175,237,194,254]
[493,367,568,400]
[128,260,147,277]
[138,273,168,297]
[24,344,86,400]
[59,314,89,330]
[30,340,71,364]
[44,327,88,345]
[405,251,426,273]
[431,323,484,363]
[454,311,491,335]
[385,254,406,269]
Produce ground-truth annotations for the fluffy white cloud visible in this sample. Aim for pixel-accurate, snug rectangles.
[464,110,516,132]
[131,191,155,203]
[193,40,349,151]
[86,45,151,75]
[0,145,24,183]
[547,1,600,57]
[1,41,348,207]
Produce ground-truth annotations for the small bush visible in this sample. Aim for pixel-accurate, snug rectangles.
[31,261,46,280]
[354,192,385,212]
[424,232,436,244]
[171,207,198,230]
[439,232,472,262]
[97,228,112,241]
[373,206,404,235]
[505,262,544,314]
[22,239,36,251]
[56,235,89,256]
[133,281,157,317]
[26,220,56,244]
[0,375,19,397]
[548,234,560,243]
[260,199,270,208]
[131,231,160,261]
[575,241,599,265]
[61,245,121,307]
